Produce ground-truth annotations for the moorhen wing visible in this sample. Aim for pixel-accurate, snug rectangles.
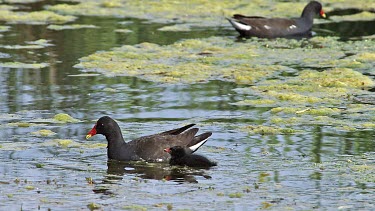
[227,1,326,38]
[164,146,217,168]
[86,116,212,162]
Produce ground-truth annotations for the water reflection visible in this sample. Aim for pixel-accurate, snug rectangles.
[103,160,213,185]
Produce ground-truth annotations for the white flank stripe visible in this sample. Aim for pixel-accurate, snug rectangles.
[188,137,209,153]
[228,19,252,31]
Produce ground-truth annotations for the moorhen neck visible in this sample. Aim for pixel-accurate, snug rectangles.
[164,146,217,168]
[86,116,212,162]
[227,1,326,38]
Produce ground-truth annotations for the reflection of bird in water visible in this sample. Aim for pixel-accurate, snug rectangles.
[92,160,214,194]
[105,160,212,183]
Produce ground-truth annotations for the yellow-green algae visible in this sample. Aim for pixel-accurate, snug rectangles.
[114,29,133,33]
[47,24,98,31]
[76,36,375,85]
[158,24,192,32]
[46,0,374,28]
[0,25,10,32]
[0,10,76,25]
[53,113,80,123]
[31,129,56,137]
[242,125,298,135]
[0,62,49,69]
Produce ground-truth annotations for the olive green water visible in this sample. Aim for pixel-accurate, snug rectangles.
[0,0,375,210]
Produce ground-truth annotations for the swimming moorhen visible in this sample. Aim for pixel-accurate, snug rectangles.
[227,1,326,38]
[86,116,212,162]
[164,146,217,168]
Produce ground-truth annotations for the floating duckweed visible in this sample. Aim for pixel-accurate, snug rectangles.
[0,25,10,32]
[56,139,73,147]
[101,0,122,8]
[271,107,299,114]
[0,62,49,69]
[270,117,299,125]
[47,24,98,30]
[8,122,34,127]
[35,163,44,168]
[298,68,374,88]
[356,52,375,62]
[304,108,341,116]
[1,44,44,49]
[85,143,107,148]
[0,10,76,24]
[158,24,192,31]
[122,205,147,211]
[25,186,35,190]
[25,39,54,47]
[361,123,375,128]
[234,99,276,106]
[87,202,101,210]
[31,129,56,137]
[114,29,133,33]
[242,125,297,135]
[53,113,80,123]
[228,192,243,198]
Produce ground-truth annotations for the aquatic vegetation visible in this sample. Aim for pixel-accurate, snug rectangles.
[114,29,133,33]
[0,62,49,69]
[53,113,80,123]
[31,129,56,137]
[158,24,192,32]
[0,25,10,32]
[0,10,76,25]
[25,39,54,47]
[76,36,375,85]
[242,125,297,135]
[47,24,98,31]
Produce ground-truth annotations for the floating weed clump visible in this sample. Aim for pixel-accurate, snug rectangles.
[31,129,56,137]
[0,25,10,32]
[242,125,297,135]
[0,62,49,69]
[47,24,98,31]
[53,113,80,123]
[0,10,76,24]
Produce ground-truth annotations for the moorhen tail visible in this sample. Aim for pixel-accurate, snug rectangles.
[227,1,326,38]
[164,146,217,168]
[86,116,212,162]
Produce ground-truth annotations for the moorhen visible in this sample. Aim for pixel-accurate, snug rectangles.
[164,146,217,168]
[227,1,326,38]
[86,116,212,162]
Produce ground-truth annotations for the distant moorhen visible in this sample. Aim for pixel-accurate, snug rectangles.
[227,1,326,38]
[164,146,217,168]
[86,116,212,162]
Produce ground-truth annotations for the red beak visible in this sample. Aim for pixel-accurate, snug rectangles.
[164,148,171,153]
[320,10,326,18]
[86,124,97,139]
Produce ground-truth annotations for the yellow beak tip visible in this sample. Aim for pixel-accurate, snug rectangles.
[322,14,326,18]
[86,134,92,139]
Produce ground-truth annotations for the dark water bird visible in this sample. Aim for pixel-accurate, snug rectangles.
[164,146,217,168]
[86,116,212,162]
[227,1,326,38]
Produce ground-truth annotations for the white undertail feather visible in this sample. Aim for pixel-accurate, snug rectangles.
[227,18,252,31]
[188,137,210,153]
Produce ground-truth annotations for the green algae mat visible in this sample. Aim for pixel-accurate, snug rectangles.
[75,36,375,134]
[45,0,375,29]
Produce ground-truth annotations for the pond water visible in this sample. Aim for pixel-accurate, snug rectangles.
[0,1,375,210]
